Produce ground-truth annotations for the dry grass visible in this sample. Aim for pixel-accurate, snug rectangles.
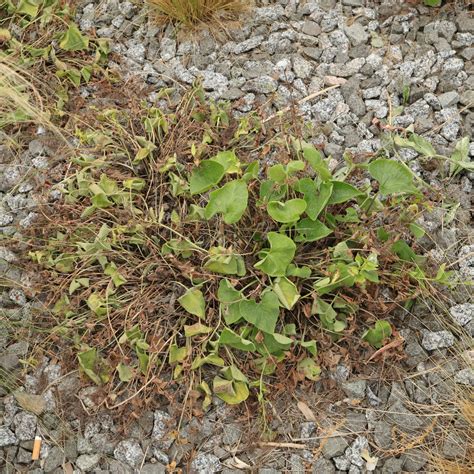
[147,0,250,28]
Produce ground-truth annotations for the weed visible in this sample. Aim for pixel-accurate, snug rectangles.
[18,81,468,411]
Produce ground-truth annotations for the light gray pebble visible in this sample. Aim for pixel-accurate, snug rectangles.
[421,330,455,351]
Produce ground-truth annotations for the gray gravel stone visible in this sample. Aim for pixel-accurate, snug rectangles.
[141,463,166,474]
[382,457,405,473]
[13,412,37,441]
[0,427,17,447]
[442,433,467,460]
[402,448,428,472]
[76,453,101,471]
[421,330,455,351]
[386,401,423,432]
[341,380,366,399]
[322,436,348,459]
[345,23,368,46]
[438,91,460,108]
[190,453,221,473]
[454,368,474,386]
[242,76,278,94]
[114,439,144,468]
[43,446,64,472]
[222,423,242,445]
[312,457,336,473]
[373,421,392,449]
[449,303,473,327]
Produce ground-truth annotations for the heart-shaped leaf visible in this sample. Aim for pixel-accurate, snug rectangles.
[368,159,417,195]
[178,287,205,318]
[295,179,333,220]
[219,328,256,351]
[184,323,213,337]
[254,232,296,277]
[204,247,246,276]
[205,180,248,224]
[217,279,242,304]
[302,145,331,181]
[117,363,134,382]
[328,181,363,204]
[273,277,300,310]
[267,199,307,223]
[239,291,280,334]
[297,358,321,381]
[295,218,332,242]
[213,377,249,405]
[59,23,89,52]
[362,320,392,348]
[210,150,240,174]
[189,160,225,195]
[394,133,436,157]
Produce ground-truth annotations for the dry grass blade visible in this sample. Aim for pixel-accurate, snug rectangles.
[147,0,250,27]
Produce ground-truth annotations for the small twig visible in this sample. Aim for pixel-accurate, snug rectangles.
[263,85,341,123]
[366,337,405,363]
[258,441,308,449]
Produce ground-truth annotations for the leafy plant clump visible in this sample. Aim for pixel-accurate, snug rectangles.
[25,83,465,410]
[148,0,249,27]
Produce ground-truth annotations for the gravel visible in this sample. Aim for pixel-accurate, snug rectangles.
[1,1,472,472]
[421,330,456,351]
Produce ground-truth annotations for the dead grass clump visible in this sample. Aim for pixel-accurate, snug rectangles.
[148,0,250,28]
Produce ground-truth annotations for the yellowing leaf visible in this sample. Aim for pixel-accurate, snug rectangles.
[59,24,89,52]
[178,287,205,318]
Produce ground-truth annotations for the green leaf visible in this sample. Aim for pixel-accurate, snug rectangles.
[267,199,307,223]
[300,340,317,356]
[239,291,280,334]
[87,293,107,317]
[204,180,248,224]
[295,179,333,220]
[409,223,425,239]
[217,279,242,304]
[394,133,436,157]
[117,363,134,382]
[210,150,240,174]
[362,320,392,348]
[16,0,40,18]
[178,288,206,318]
[302,145,331,181]
[295,218,332,242]
[286,264,312,278]
[104,262,127,287]
[273,277,300,310]
[391,240,416,261]
[78,348,109,385]
[68,277,89,295]
[169,344,187,364]
[328,181,363,204]
[59,24,89,52]
[189,160,225,195]
[259,180,287,203]
[213,377,249,405]
[191,353,225,369]
[184,323,213,337]
[297,358,321,381]
[449,136,471,177]
[424,0,442,8]
[78,349,101,385]
[219,328,256,351]
[254,232,296,277]
[368,159,417,195]
[204,247,246,276]
[263,332,293,354]
[268,164,287,183]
